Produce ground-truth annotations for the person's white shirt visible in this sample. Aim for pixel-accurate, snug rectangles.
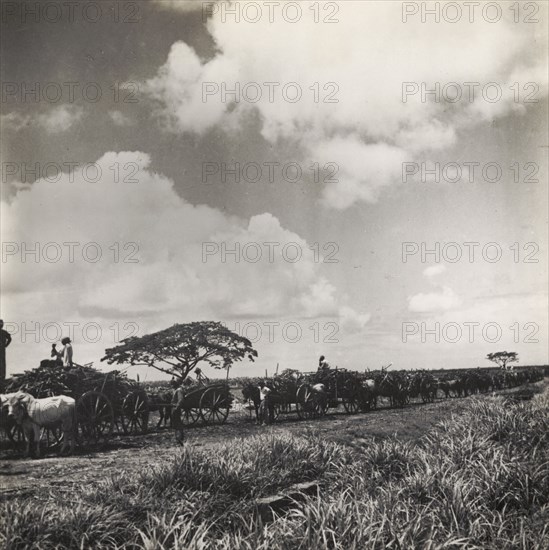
[62,344,73,366]
[259,386,271,401]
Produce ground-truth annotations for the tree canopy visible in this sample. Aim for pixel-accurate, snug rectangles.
[101,321,258,381]
[486,351,519,370]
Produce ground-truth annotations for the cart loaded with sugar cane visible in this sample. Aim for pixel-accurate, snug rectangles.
[241,368,330,422]
[171,368,234,442]
[1,360,151,451]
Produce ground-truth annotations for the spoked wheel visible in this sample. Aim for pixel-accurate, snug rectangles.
[359,390,374,412]
[181,407,202,425]
[77,391,114,449]
[343,391,360,414]
[199,387,230,425]
[40,425,64,449]
[121,391,149,435]
[296,385,327,420]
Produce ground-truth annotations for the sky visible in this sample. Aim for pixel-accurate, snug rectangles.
[1,0,548,381]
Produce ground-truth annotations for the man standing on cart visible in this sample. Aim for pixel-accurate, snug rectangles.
[52,337,74,367]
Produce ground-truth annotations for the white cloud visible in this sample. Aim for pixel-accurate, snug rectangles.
[409,266,460,312]
[153,0,207,12]
[1,151,367,327]
[395,121,457,154]
[423,265,446,280]
[37,104,84,134]
[408,286,463,313]
[312,137,408,209]
[109,110,134,127]
[2,105,84,134]
[144,1,547,208]
[338,306,371,332]
[1,112,31,131]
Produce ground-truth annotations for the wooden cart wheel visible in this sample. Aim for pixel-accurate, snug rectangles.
[296,385,326,420]
[121,390,149,435]
[77,391,114,448]
[343,391,360,414]
[182,408,202,425]
[358,389,373,412]
[199,387,230,425]
[40,425,64,449]
[172,405,201,427]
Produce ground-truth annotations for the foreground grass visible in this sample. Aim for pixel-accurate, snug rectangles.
[1,387,548,549]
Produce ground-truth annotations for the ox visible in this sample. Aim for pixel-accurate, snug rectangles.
[7,392,76,458]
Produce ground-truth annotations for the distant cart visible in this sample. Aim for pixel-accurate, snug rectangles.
[307,367,375,414]
[242,377,328,421]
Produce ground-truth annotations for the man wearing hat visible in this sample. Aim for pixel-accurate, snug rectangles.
[0,320,12,381]
[53,337,74,367]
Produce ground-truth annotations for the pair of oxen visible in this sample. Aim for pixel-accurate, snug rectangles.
[0,392,75,457]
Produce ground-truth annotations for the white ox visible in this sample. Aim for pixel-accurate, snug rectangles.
[0,392,18,421]
[1,393,18,409]
[7,392,76,457]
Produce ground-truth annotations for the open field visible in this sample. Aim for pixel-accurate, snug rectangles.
[1,380,548,549]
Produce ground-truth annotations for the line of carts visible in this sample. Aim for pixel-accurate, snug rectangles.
[1,365,371,453]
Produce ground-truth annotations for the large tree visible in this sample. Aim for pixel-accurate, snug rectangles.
[102,321,257,381]
[486,351,518,370]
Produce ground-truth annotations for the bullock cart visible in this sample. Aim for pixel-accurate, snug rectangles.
[171,382,233,427]
[241,371,329,422]
[308,367,374,414]
[2,361,151,451]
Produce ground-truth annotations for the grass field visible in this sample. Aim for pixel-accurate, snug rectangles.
[1,381,548,549]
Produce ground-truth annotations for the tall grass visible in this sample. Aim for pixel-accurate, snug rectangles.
[1,387,548,549]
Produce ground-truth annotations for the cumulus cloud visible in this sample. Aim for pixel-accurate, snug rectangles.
[1,112,31,131]
[338,306,371,332]
[312,137,408,209]
[408,286,463,313]
[1,151,368,327]
[109,110,134,127]
[408,265,462,312]
[423,265,446,280]
[37,104,84,134]
[144,1,547,208]
[2,105,84,134]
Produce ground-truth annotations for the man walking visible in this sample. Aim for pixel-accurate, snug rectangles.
[0,320,12,382]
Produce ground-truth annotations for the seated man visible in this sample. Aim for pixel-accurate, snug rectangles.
[318,355,330,370]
